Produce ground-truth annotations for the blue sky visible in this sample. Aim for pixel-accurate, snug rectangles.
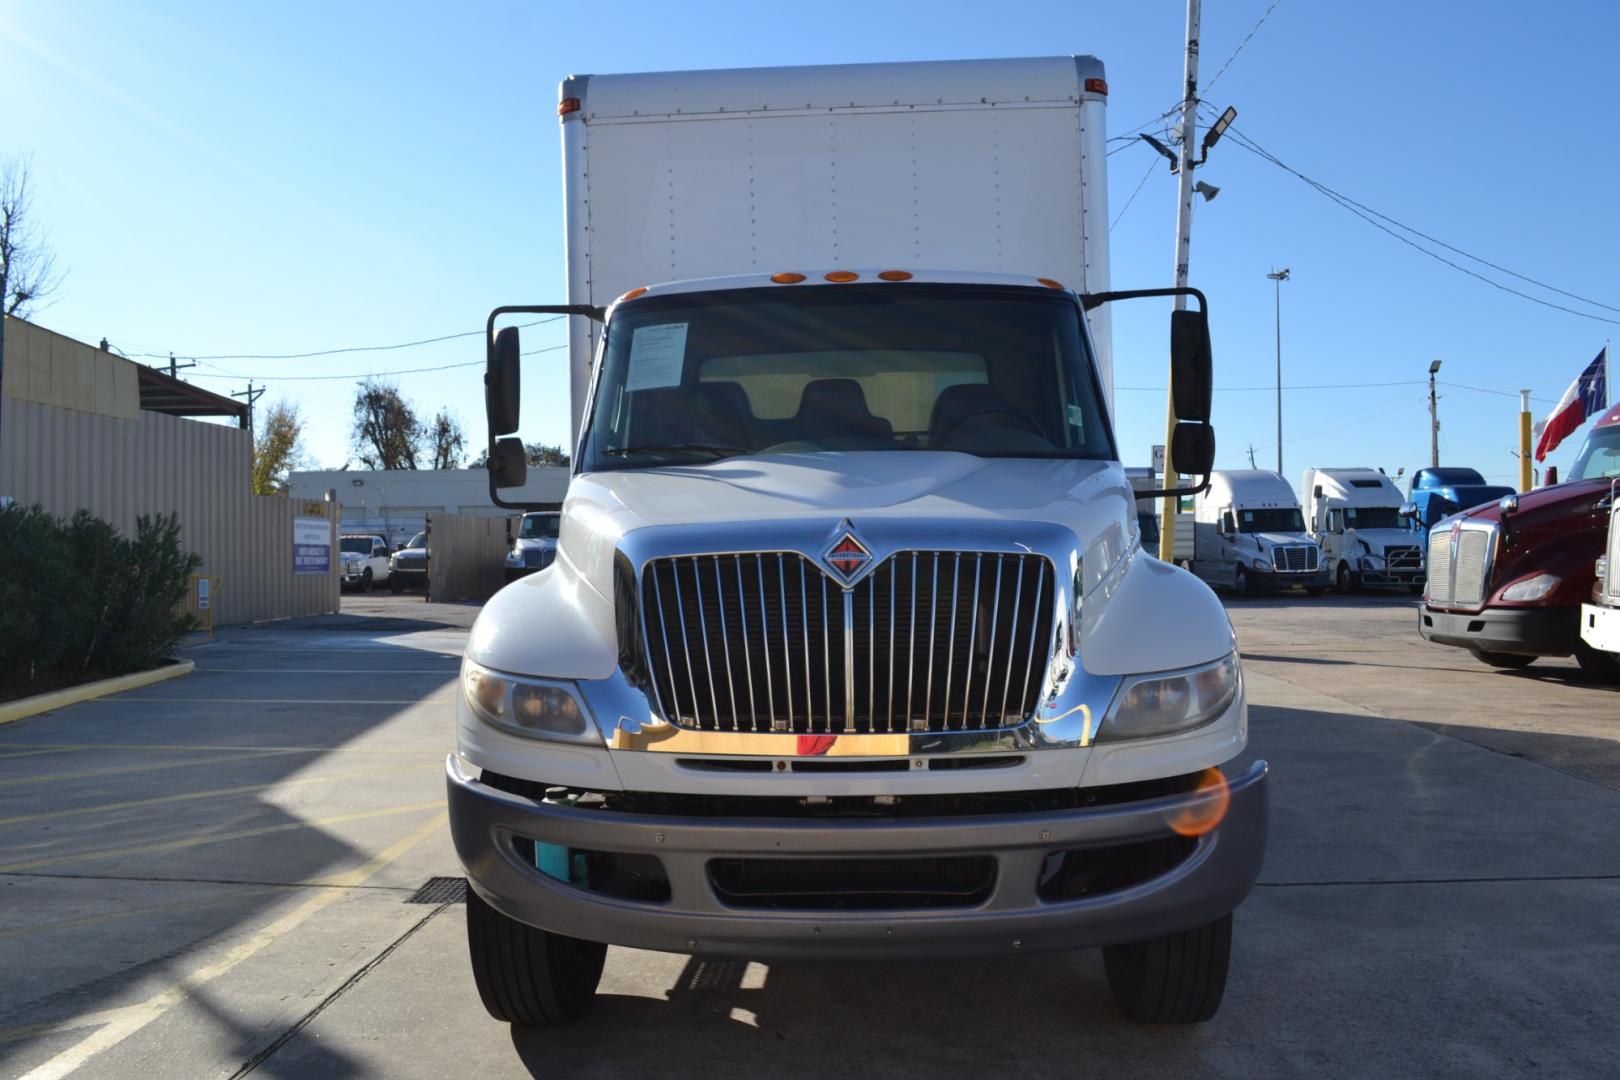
[4,0,1616,492]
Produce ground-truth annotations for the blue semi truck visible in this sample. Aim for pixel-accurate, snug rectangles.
[1405,467,1516,531]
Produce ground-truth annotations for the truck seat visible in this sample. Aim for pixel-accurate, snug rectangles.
[791,379,894,446]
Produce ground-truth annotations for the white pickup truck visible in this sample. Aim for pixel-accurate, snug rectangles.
[338,533,391,592]
[449,56,1266,1029]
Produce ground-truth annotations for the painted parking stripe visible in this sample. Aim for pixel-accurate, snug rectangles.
[0,750,306,790]
[0,742,448,755]
[5,812,448,1078]
[0,800,444,874]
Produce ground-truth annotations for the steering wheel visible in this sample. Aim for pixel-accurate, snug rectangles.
[934,404,1046,446]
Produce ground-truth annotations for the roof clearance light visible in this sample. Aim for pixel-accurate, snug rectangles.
[824,271,860,283]
[558,98,581,116]
[1038,277,1066,290]
[1084,78,1108,96]
[877,270,913,281]
[770,272,806,284]
[619,287,648,302]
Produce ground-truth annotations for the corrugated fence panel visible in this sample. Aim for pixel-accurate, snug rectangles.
[0,395,338,626]
[427,512,514,603]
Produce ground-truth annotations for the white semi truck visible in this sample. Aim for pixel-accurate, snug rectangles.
[1302,467,1425,593]
[449,57,1267,1028]
[1184,470,1327,596]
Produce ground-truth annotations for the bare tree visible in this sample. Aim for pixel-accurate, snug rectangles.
[250,401,305,494]
[351,380,423,470]
[429,409,466,470]
[1,156,66,466]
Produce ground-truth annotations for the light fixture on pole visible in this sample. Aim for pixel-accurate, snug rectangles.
[1428,359,1443,469]
[1267,268,1290,475]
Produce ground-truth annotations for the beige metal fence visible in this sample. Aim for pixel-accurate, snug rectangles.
[1,395,339,626]
[427,512,514,602]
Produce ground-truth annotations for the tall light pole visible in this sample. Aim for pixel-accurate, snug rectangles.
[1428,359,1443,468]
[1267,268,1290,476]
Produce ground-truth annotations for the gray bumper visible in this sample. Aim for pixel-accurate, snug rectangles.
[447,755,1269,959]
[1419,604,1578,657]
[1252,566,1329,590]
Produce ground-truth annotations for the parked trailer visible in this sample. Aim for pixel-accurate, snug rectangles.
[452,56,1265,1030]
[1303,467,1425,593]
[1182,470,1326,596]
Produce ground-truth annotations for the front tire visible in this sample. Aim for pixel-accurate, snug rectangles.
[465,887,607,1026]
[1103,913,1232,1024]
[360,567,373,592]
[1574,641,1620,684]
[390,573,404,594]
[1233,566,1256,598]
[1337,563,1361,594]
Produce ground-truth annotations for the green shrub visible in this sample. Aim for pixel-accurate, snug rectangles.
[0,505,201,692]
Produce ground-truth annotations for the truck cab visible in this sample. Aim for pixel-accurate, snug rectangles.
[449,56,1267,1030]
[505,511,561,584]
[1186,470,1326,596]
[1405,467,1515,532]
[1303,467,1425,593]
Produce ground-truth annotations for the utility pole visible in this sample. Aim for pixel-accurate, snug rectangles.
[167,352,197,380]
[232,381,265,436]
[1158,0,1201,565]
[1246,444,1256,468]
[1428,359,1443,468]
[1267,268,1290,476]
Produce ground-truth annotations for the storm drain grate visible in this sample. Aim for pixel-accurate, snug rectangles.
[406,876,467,904]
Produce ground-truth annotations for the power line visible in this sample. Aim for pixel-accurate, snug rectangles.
[1107,102,1184,144]
[184,343,567,383]
[1440,379,1556,405]
[131,316,566,363]
[1110,158,1158,231]
[1220,124,1620,326]
[1203,0,1287,93]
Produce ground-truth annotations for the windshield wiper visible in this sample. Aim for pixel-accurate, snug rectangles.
[602,443,748,460]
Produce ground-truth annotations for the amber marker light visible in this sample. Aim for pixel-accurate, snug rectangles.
[1168,767,1231,838]
[877,270,913,281]
[1083,78,1108,96]
[558,97,581,116]
[770,272,806,284]
[619,287,648,302]
[1037,277,1066,290]
[824,270,860,283]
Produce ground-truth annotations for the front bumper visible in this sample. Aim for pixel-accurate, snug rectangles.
[1251,566,1329,590]
[1582,603,1620,655]
[1419,603,1578,657]
[447,754,1269,959]
[1358,566,1424,587]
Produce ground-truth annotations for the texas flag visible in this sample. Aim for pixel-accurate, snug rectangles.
[1534,347,1608,461]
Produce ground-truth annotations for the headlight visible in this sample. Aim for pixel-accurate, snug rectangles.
[462,659,600,744]
[1100,652,1240,742]
[1500,573,1559,603]
[1251,557,1268,570]
[505,550,523,567]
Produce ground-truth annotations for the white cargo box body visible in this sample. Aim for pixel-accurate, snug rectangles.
[557,56,1112,437]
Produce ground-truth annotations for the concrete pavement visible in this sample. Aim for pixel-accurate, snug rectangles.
[0,592,1615,1078]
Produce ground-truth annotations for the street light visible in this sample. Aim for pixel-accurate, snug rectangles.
[1267,268,1290,476]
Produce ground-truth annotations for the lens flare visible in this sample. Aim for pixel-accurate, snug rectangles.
[1168,766,1230,837]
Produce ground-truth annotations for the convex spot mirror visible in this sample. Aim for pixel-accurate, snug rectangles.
[488,437,527,490]
[1171,420,1215,478]
[486,326,522,437]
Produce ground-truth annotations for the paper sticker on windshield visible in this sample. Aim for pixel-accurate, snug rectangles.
[1067,404,1085,432]
[624,323,689,391]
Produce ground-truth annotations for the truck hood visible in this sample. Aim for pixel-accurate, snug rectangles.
[1348,527,1423,553]
[558,452,1129,593]
[1242,531,1315,550]
[1448,476,1610,528]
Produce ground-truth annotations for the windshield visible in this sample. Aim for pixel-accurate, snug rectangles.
[1238,508,1304,533]
[580,285,1115,471]
[519,514,561,540]
[1346,506,1404,530]
[339,537,375,555]
[1569,425,1620,481]
[405,532,426,550]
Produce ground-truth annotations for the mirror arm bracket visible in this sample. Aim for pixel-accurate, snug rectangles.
[1080,286,1208,313]
[1137,475,1213,500]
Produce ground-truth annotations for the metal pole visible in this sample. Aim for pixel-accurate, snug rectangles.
[1518,390,1532,491]
[1158,0,1200,564]
[1267,269,1289,475]
[1429,363,1440,468]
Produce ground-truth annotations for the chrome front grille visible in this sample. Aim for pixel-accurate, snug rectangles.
[640,551,1055,734]
[1272,545,1319,573]
[523,547,555,569]
[1604,502,1620,602]
[1427,525,1494,608]
[1385,545,1422,570]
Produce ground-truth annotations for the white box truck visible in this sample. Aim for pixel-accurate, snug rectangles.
[1302,467,1425,593]
[450,56,1266,1028]
[1184,470,1327,596]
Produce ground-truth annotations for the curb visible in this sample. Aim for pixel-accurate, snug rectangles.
[0,660,197,726]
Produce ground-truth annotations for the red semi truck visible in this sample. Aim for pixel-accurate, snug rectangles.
[1418,403,1620,681]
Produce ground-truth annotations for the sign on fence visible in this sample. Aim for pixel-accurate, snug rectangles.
[293,516,332,575]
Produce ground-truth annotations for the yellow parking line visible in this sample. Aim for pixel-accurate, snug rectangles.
[0,748,82,762]
[0,749,304,790]
[85,697,454,705]
[4,812,448,1077]
[0,801,444,874]
[0,763,430,827]
[0,742,448,755]
[0,890,275,942]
